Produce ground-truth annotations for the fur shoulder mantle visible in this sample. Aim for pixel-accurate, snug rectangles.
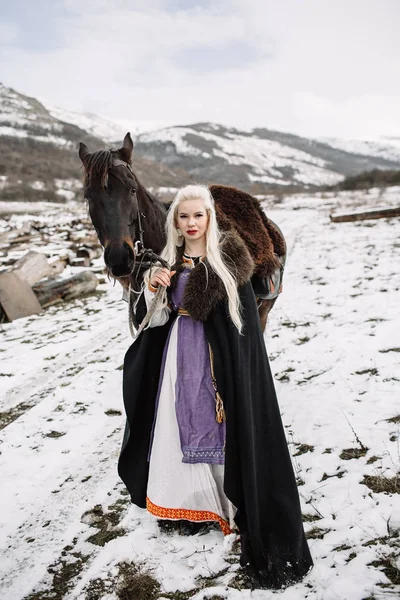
[173,230,254,322]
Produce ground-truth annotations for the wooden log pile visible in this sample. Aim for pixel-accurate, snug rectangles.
[0,216,104,322]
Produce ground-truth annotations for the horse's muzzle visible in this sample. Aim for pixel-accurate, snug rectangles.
[104,242,135,278]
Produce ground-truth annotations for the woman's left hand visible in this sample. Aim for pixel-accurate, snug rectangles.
[150,267,176,288]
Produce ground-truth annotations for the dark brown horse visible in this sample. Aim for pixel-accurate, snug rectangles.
[79,133,167,280]
[79,133,286,330]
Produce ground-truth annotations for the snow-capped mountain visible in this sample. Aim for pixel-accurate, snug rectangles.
[0,83,102,148]
[39,103,130,144]
[134,123,400,191]
[320,135,400,164]
[135,123,343,189]
[0,83,105,204]
[39,101,166,143]
[0,83,188,203]
[1,81,400,204]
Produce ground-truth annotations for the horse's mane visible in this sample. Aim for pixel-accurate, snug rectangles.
[83,150,114,191]
[82,149,167,224]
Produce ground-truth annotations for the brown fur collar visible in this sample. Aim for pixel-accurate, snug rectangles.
[172,230,254,321]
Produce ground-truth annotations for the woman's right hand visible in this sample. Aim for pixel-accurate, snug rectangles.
[150,268,176,289]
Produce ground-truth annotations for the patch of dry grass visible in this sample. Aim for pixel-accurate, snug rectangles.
[320,470,345,481]
[84,561,161,600]
[369,557,400,585]
[116,562,160,600]
[24,544,89,600]
[306,527,331,540]
[84,577,108,600]
[386,415,400,424]
[82,502,127,547]
[0,401,33,430]
[294,444,314,456]
[354,368,379,376]
[303,514,322,523]
[361,475,400,494]
[340,447,368,460]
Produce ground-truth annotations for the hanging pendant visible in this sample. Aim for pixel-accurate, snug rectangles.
[208,344,226,423]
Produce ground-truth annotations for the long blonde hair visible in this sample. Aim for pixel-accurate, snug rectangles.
[161,184,243,332]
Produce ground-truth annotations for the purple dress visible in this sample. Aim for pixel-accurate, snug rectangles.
[145,266,233,532]
[149,268,226,465]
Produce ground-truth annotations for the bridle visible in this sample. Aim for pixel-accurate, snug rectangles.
[111,157,170,273]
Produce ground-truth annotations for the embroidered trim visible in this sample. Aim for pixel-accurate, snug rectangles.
[182,447,225,464]
[146,497,232,535]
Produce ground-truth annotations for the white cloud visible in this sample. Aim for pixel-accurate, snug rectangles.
[0,0,399,138]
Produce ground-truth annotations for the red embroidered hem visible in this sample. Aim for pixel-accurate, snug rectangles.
[146,497,232,535]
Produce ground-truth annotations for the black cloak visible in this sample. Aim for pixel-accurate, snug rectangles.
[118,231,313,589]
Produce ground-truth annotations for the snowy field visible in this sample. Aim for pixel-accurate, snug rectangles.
[0,189,399,599]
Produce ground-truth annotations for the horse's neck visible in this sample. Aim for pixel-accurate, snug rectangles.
[138,189,166,253]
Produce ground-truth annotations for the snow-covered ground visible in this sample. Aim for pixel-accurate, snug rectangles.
[0,189,399,599]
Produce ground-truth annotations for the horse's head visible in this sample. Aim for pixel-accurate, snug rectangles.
[79,133,139,279]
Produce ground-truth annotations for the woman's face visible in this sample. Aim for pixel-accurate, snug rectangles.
[176,198,209,245]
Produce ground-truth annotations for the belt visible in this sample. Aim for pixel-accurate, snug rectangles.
[177,307,191,316]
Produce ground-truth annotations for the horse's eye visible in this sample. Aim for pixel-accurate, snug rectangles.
[131,187,137,194]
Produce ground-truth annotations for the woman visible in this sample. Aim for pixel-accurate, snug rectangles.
[118,185,313,588]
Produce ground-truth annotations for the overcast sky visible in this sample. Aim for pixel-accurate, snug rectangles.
[0,0,399,139]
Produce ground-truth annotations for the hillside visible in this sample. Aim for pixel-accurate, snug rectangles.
[0,84,190,203]
[321,135,400,164]
[134,123,400,192]
[0,83,103,202]
[2,83,400,202]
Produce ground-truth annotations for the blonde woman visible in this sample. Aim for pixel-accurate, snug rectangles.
[118,185,312,589]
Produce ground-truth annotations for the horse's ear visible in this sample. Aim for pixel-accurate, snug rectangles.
[119,133,133,163]
[79,142,90,165]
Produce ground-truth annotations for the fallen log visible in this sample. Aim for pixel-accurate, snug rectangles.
[12,250,51,285]
[330,206,400,223]
[9,235,33,245]
[32,271,99,308]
